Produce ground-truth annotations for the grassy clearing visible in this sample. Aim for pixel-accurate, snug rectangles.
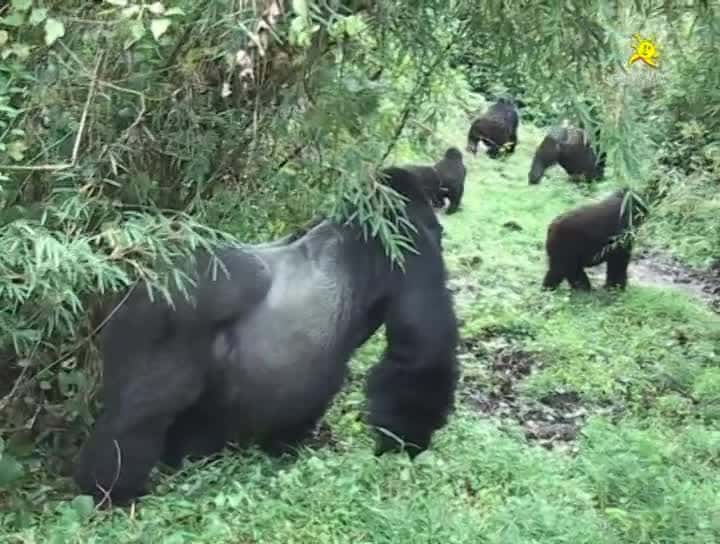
[3,113,720,543]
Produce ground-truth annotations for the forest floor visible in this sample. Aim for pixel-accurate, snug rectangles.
[4,114,720,544]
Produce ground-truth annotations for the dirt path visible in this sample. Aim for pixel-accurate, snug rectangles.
[589,251,720,311]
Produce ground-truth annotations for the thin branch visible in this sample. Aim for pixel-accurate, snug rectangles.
[0,53,103,172]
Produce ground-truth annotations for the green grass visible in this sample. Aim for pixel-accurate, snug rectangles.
[3,114,720,544]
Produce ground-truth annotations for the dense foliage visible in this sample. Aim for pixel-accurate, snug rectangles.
[0,0,717,523]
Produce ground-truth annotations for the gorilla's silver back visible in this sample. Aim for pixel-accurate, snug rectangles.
[216,220,359,435]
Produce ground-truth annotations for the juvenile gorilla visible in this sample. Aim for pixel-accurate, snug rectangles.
[407,148,466,214]
[74,167,460,505]
[433,147,466,214]
[542,188,648,291]
[528,126,606,185]
[466,98,519,158]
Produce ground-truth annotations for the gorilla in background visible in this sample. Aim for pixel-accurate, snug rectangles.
[542,188,648,291]
[466,97,519,158]
[433,147,466,214]
[528,126,606,185]
[407,147,466,214]
[74,167,460,505]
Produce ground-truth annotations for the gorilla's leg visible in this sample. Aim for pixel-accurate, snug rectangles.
[542,266,566,290]
[605,249,631,289]
[507,133,518,154]
[259,365,351,455]
[567,264,592,291]
[366,281,459,458]
[74,350,204,505]
[445,185,463,214]
[161,398,227,468]
[259,416,325,456]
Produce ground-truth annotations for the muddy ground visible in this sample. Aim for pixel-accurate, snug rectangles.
[592,251,720,311]
[457,344,619,452]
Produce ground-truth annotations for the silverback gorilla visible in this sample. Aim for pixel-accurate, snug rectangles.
[434,147,466,214]
[466,98,519,158]
[74,167,460,505]
[528,126,606,185]
[542,188,648,291]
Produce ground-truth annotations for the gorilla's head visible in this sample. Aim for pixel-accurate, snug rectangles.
[444,147,463,161]
[378,167,445,250]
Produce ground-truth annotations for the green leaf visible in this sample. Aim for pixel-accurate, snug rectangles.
[150,17,171,40]
[7,140,28,162]
[0,455,24,487]
[0,31,8,47]
[70,495,95,519]
[148,2,165,15]
[105,0,128,6]
[121,5,141,18]
[292,0,309,19]
[164,7,185,16]
[44,18,65,46]
[29,7,48,25]
[11,0,33,12]
[128,20,145,41]
[1,12,26,27]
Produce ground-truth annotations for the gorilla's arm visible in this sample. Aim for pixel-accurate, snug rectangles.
[365,266,459,458]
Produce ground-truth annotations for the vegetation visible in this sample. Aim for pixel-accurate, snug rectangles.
[0,0,718,541]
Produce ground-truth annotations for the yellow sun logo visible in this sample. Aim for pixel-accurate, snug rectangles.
[628,33,659,68]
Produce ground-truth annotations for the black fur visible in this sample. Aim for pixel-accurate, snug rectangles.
[542,189,648,291]
[528,126,606,185]
[433,147,466,214]
[406,164,445,209]
[74,167,460,505]
[466,98,519,158]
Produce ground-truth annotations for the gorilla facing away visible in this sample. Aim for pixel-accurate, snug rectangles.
[528,126,606,185]
[74,167,460,505]
[433,147,466,214]
[542,188,648,291]
[466,98,519,158]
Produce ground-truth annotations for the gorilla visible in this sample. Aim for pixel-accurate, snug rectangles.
[466,98,519,158]
[433,147,466,214]
[406,164,445,209]
[406,148,466,214]
[528,126,606,185]
[74,166,460,505]
[542,188,648,291]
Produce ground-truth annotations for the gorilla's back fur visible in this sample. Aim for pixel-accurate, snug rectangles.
[529,126,606,184]
[466,98,520,157]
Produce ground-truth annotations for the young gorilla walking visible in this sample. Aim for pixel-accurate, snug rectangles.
[433,147,466,214]
[542,188,648,291]
[74,167,460,506]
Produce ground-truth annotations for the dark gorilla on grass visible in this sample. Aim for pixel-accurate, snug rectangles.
[542,188,648,291]
[74,166,460,505]
[406,147,466,214]
[433,147,466,214]
[466,97,519,158]
[528,126,606,185]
